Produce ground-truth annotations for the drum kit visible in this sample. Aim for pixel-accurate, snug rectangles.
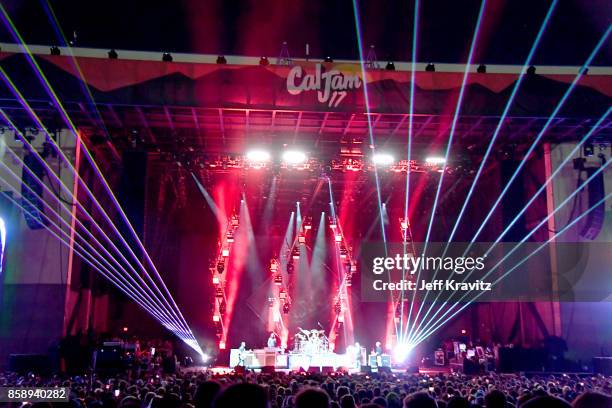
[294,328,330,354]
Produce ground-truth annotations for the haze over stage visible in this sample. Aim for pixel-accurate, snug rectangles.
[0,0,609,388]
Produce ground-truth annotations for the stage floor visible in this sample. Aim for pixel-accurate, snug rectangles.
[182,365,452,376]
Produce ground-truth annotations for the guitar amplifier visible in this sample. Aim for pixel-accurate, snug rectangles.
[264,352,276,367]
[243,354,254,367]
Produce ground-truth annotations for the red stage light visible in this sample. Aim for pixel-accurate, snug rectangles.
[219,341,226,350]
[334,234,342,242]
[292,248,300,259]
[122,326,128,332]
[298,234,306,243]
[212,276,220,284]
[213,315,220,322]
[222,248,230,257]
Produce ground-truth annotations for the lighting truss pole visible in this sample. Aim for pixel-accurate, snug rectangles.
[211,213,239,350]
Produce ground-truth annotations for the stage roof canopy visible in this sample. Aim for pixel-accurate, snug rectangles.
[0,44,610,153]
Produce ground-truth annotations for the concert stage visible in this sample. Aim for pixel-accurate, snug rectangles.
[0,3,610,377]
[229,348,356,371]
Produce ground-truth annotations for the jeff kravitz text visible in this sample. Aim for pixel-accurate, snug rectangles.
[372,279,492,292]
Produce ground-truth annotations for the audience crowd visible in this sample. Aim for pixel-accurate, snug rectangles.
[1,368,611,408]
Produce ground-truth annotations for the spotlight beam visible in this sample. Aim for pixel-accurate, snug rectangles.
[405,0,488,342]
[351,0,388,247]
[0,5,194,342]
[0,176,186,334]
[411,161,611,344]
[400,0,421,346]
[191,172,223,223]
[406,0,559,342]
[408,24,611,343]
[40,0,118,159]
[0,110,188,333]
[412,189,612,345]
[469,26,610,245]
[0,71,193,336]
[0,158,187,330]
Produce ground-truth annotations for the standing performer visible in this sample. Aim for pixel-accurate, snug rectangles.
[267,332,278,348]
[375,341,383,367]
[238,341,247,366]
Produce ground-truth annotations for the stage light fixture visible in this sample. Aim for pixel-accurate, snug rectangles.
[274,274,282,285]
[425,63,435,72]
[219,341,226,350]
[50,46,60,56]
[425,156,446,165]
[385,61,395,71]
[162,52,173,62]
[526,65,536,75]
[282,150,307,164]
[324,56,333,63]
[282,302,291,314]
[583,143,594,157]
[298,234,306,243]
[215,288,224,298]
[212,276,220,285]
[217,56,227,64]
[286,262,294,274]
[108,49,118,59]
[334,234,342,242]
[477,64,486,73]
[372,153,395,166]
[393,343,414,363]
[213,314,220,322]
[259,56,270,66]
[246,149,271,163]
[221,248,230,257]
[216,262,224,273]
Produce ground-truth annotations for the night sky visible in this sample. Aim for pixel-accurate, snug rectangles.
[1,0,610,65]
